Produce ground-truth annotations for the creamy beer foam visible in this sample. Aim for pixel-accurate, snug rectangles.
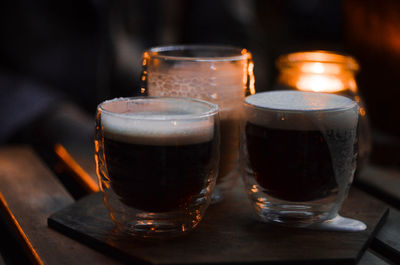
[245,91,359,131]
[147,62,245,119]
[100,98,215,146]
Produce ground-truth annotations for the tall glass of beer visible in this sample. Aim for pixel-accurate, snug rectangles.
[141,45,254,201]
[95,97,220,238]
[240,91,360,227]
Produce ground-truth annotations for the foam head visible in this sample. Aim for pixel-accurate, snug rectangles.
[99,98,216,145]
[147,61,245,105]
[244,91,359,131]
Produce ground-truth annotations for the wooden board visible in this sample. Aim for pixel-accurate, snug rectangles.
[371,208,400,264]
[356,165,400,209]
[48,181,388,265]
[0,146,122,265]
[358,250,391,265]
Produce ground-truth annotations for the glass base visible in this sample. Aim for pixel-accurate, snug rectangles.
[113,213,195,239]
[254,200,333,227]
[104,190,210,239]
[252,199,367,232]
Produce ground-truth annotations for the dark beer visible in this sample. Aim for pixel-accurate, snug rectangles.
[246,124,339,202]
[100,103,217,212]
[243,91,359,204]
[104,137,215,212]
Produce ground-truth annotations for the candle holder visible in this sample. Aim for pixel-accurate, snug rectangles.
[275,50,371,174]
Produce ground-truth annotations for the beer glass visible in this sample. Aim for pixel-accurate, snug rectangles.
[141,45,255,201]
[240,91,366,230]
[95,97,220,238]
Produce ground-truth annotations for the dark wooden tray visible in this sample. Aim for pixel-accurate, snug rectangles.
[48,183,388,265]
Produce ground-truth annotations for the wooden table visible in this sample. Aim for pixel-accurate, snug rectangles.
[0,144,399,265]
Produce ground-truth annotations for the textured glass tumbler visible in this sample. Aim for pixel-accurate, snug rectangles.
[95,97,220,238]
[240,91,365,230]
[141,45,255,202]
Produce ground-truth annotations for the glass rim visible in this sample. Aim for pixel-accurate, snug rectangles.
[144,44,251,62]
[98,96,219,120]
[276,50,360,72]
[244,91,358,114]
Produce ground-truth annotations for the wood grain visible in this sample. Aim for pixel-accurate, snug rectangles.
[0,146,122,265]
[49,181,388,265]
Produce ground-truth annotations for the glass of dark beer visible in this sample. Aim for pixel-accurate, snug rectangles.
[95,97,220,238]
[140,45,255,202]
[240,91,361,227]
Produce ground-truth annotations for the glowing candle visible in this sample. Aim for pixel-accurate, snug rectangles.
[276,51,359,94]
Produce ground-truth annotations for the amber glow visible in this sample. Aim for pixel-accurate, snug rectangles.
[248,61,256,95]
[0,193,44,265]
[242,50,256,95]
[142,52,149,66]
[360,107,366,117]
[54,143,99,193]
[300,62,341,75]
[190,209,202,228]
[297,74,345,93]
[277,51,359,93]
[250,185,258,193]
[346,2,400,57]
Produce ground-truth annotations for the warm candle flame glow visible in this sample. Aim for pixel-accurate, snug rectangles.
[303,62,325,74]
[277,51,359,94]
[296,75,345,93]
[296,62,346,92]
[300,62,342,75]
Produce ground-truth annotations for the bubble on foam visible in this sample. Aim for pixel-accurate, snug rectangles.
[101,112,215,146]
[245,91,359,131]
[147,61,245,108]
